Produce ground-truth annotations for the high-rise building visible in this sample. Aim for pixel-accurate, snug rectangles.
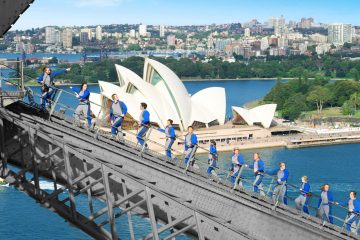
[278,37,288,48]
[23,43,34,54]
[287,32,304,40]
[129,29,136,38]
[309,33,327,43]
[54,30,62,45]
[288,20,297,28]
[243,19,259,28]
[299,18,314,29]
[274,16,286,36]
[159,25,165,38]
[269,36,278,47]
[15,42,23,52]
[45,26,56,44]
[244,28,251,37]
[80,28,92,43]
[316,43,331,55]
[267,17,276,28]
[207,36,214,49]
[80,28,91,44]
[96,25,102,41]
[328,23,352,44]
[62,28,73,48]
[14,35,21,43]
[167,35,176,46]
[80,32,89,44]
[139,24,147,36]
[260,37,269,51]
[299,42,308,54]
[214,38,232,51]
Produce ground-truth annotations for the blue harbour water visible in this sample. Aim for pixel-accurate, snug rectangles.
[0,52,83,62]
[1,143,359,239]
[195,144,360,226]
[1,58,360,238]
[185,80,277,117]
[0,51,186,63]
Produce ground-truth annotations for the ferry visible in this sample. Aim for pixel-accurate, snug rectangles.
[0,177,8,186]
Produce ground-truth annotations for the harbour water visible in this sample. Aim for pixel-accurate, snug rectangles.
[1,143,359,239]
[196,143,360,226]
[0,52,83,63]
[0,52,189,63]
[1,80,278,117]
[1,76,359,238]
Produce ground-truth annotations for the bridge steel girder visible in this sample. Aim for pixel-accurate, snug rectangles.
[0,106,247,240]
[0,0,35,37]
[0,102,359,240]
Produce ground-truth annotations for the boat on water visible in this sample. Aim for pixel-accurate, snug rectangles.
[0,177,8,186]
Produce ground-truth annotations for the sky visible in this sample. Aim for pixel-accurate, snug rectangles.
[12,0,360,30]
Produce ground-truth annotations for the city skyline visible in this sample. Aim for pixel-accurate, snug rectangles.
[12,0,360,30]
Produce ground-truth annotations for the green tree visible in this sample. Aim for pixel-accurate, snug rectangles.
[264,80,293,109]
[23,68,37,80]
[199,63,214,79]
[307,45,316,55]
[233,53,244,62]
[48,57,58,64]
[121,56,145,77]
[306,86,332,114]
[282,93,308,120]
[343,42,353,49]
[349,92,360,111]
[342,101,355,116]
[349,68,360,81]
[127,44,142,51]
[332,80,360,105]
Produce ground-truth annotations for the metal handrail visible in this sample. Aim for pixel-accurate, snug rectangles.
[2,66,359,235]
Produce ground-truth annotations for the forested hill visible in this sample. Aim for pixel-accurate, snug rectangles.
[264,77,360,120]
[21,54,360,84]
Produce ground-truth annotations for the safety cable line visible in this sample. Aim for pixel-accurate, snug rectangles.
[2,65,359,234]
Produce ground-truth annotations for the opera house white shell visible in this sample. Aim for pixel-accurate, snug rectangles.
[94,58,226,131]
[232,104,277,129]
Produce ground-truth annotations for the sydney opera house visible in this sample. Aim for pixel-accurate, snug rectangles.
[232,104,277,129]
[90,58,226,131]
[90,57,277,145]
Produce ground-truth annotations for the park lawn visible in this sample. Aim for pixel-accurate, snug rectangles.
[301,107,360,118]
[24,79,38,86]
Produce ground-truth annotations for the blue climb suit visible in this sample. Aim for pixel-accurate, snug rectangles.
[207,144,217,175]
[266,167,289,205]
[295,182,311,214]
[184,132,198,165]
[72,86,91,127]
[110,100,127,136]
[338,198,360,232]
[230,154,245,185]
[158,125,176,158]
[137,109,150,146]
[248,159,265,193]
[39,69,68,108]
[317,190,334,224]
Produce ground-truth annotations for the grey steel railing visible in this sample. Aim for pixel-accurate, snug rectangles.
[1,66,359,236]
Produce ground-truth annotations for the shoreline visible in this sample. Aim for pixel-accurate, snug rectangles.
[181,77,350,81]
[17,78,350,86]
[14,82,120,87]
[120,127,360,154]
[185,138,360,154]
